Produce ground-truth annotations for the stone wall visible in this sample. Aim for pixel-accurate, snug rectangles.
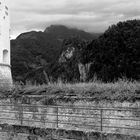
[0,102,57,129]
[62,101,140,136]
[0,98,140,138]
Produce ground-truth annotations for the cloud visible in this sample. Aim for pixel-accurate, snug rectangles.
[9,0,140,38]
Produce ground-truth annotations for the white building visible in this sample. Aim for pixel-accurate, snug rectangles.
[0,0,12,90]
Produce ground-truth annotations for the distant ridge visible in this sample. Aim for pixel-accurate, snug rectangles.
[44,25,100,40]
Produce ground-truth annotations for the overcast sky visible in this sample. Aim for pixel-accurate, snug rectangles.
[10,0,140,38]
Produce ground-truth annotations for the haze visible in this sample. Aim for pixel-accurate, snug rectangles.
[10,0,140,38]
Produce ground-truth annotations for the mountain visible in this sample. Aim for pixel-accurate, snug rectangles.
[11,20,140,83]
[11,25,99,83]
[44,25,99,40]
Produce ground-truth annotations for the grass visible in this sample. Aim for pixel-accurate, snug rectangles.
[8,79,140,103]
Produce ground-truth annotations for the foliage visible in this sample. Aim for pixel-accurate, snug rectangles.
[89,20,140,81]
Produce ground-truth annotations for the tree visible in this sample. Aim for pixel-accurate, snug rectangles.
[22,56,51,84]
[89,19,140,81]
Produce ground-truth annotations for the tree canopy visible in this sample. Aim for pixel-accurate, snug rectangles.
[89,20,140,81]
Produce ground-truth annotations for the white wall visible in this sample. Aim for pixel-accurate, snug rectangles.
[0,0,10,65]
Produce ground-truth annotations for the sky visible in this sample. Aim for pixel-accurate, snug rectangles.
[10,0,140,38]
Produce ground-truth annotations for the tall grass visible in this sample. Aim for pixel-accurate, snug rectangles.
[10,79,140,103]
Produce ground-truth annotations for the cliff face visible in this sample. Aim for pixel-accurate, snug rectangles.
[58,37,92,82]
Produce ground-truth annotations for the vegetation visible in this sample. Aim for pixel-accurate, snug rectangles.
[11,20,140,83]
[89,20,140,82]
[10,79,140,103]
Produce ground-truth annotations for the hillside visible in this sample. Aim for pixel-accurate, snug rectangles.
[11,20,140,83]
[57,20,140,82]
[11,25,98,83]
